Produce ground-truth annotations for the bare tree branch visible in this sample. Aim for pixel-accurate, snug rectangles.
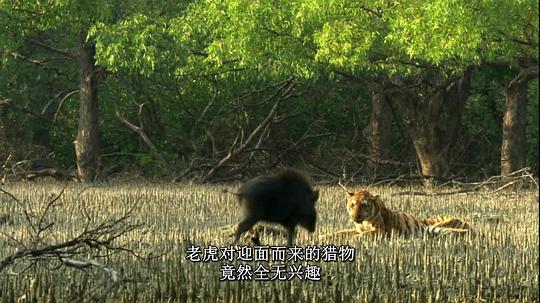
[0,186,153,300]
[116,105,171,177]
[25,37,76,60]
[201,77,296,181]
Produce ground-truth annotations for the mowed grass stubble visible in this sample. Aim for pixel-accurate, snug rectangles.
[0,181,537,302]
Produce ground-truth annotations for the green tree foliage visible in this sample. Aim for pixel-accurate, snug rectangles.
[0,0,538,180]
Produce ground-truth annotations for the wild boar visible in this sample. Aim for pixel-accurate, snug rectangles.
[230,169,319,246]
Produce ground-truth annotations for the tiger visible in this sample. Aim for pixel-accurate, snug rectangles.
[345,189,470,237]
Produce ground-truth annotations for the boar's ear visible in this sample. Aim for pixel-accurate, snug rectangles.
[312,189,319,202]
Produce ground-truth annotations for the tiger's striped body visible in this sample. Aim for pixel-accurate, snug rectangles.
[346,190,469,237]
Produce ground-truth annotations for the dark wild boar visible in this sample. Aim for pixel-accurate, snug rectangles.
[229,169,319,246]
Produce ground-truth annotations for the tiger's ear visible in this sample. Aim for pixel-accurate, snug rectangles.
[348,191,355,197]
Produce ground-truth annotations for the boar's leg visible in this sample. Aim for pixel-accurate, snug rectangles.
[234,217,258,244]
[285,225,297,246]
[250,226,262,245]
[251,234,261,245]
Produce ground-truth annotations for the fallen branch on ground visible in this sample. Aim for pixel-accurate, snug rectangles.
[0,185,153,301]
[393,167,538,196]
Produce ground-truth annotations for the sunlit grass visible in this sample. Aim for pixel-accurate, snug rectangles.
[0,181,538,302]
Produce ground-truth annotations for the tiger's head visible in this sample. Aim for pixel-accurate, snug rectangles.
[346,190,382,224]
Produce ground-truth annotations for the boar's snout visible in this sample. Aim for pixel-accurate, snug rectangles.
[301,211,317,233]
[312,189,319,203]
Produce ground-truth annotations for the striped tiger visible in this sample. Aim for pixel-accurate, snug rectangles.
[343,188,470,237]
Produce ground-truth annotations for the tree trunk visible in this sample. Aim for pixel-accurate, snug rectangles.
[409,127,449,179]
[500,78,529,175]
[388,68,473,181]
[362,86,392,174]
[500,65,538,175]
[74,31,99,182]
[390,93,446,179]
[443,67,473,150]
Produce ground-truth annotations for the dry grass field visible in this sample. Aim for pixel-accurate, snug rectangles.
[0,181,538,302]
